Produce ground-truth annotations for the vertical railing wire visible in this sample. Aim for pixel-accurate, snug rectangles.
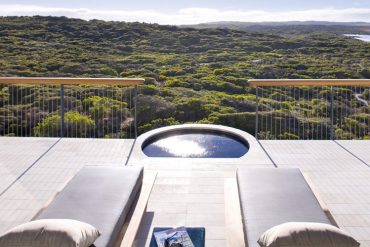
[60,84,65,138]
[270,87,273,139]
[337,87,341,138]
[111,86,114,138]
[67,85,70,138]
[25,86,28,137]
[29,86,32,137]
[308,87,311,139]
[289,87,292,139]
[330,86,334,140]
[278,87,281,140]
[255,86,259,139]
[274,87,277,139]
[125,86,128,138]
[129,88,132,139]
[297,86,300,139]
[353,85,356,139]
[38,85,41,137]
[134,85,138,139]
[74,86,77,138]
[14,85,16,136]
[330,86,333,140]
[315,87,317,140]
[84,86,86,138]
[368,86,370,139]
[302,87,305,140]
[323,86,326,140]
[123,87,125,138]
[102,86,105,138]
[265,88,268,139]
[308,87,310,139]
[122,86,125,138]
[317,87,320,140]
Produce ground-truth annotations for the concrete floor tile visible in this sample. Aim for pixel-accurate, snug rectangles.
[187,203,225,214]
[186,213,225,227]
[205,239,227,247]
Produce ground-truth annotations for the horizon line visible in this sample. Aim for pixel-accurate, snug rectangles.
[0,4,369,25]
[1,15,370,26]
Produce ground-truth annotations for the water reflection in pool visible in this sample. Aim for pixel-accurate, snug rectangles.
[142,132,248,158]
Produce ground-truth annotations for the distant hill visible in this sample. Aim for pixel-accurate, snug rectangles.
[0,16,369,138]
[183,21,370,35]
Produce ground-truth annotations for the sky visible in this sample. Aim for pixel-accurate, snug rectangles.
[0,0,369,24]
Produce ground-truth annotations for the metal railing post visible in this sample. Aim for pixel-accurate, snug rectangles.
[60,84,65,138]
[330,86,334,140]
[255,86,259,139]
[134,85,138,138]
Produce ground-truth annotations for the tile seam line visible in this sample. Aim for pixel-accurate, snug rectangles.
[124,138,136,166]
[0,138,62,197]
[256,139,277,167]
[333,140,370,169]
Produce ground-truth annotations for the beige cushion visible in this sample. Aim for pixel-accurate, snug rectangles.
[258,222,360,247]
[0,219,100,247]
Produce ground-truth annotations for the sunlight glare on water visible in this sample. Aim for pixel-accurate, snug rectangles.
[143,132,248,158]
[154,136,207,157]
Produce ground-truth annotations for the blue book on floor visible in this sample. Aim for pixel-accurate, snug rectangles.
[149,227,205,247]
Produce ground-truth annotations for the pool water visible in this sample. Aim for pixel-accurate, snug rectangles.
[142,132,248,158]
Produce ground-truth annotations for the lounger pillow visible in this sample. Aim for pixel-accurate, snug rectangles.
[257,222,360,247]
[0,219,100,247]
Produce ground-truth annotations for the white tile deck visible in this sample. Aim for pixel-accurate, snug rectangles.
[0,137,134,234]
[136,170,234,247]
[0,137,59,195]
[336,140,370,166]
[0,138,369,246]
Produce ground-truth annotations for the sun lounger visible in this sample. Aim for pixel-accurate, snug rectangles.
[237,168,332,247]
[35,166,144,247]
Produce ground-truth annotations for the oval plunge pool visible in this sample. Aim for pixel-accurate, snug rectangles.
[142,129,249,158]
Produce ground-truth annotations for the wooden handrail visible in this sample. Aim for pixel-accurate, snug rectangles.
[0,77,145,85]
[248,79,370,87]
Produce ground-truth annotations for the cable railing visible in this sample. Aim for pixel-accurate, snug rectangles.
[0,77,144,138]
[249,79,370,140]
[1,78,369,140]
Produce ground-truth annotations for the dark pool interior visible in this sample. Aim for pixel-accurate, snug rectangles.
[142,129,248,158]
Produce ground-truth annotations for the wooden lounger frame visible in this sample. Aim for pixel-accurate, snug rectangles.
[119,171,157,247]
[302,173,339,227]
[33,170,156,247]
[224,177,246,247]
[226,170,338,247]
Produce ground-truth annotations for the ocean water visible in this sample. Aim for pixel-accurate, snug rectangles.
[344,34,370,42]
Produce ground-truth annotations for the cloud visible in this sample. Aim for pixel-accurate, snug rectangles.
[0,4,369,24]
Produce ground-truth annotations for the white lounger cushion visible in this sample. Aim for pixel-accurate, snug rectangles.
[258,222,360,247]
[0,219,100,247]
[237,168,332,247]
[36,166,143,246]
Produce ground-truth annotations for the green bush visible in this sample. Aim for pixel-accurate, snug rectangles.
[34,112,95,137]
